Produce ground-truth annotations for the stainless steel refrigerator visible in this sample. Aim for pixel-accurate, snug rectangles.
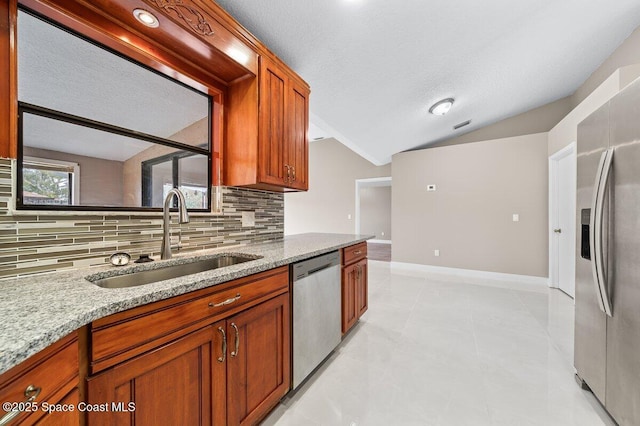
[575,77,640,426]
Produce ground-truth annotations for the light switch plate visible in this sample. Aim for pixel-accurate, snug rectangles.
[512,214,520,222]
[427,184,437,192]
[242,211,255,227]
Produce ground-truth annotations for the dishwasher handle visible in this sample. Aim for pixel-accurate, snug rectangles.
[292,251,340,281]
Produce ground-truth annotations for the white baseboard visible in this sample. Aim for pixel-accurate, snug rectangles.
[389,261,549,291]
[368,239,392,244]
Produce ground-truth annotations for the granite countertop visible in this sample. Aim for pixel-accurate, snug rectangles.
[0,233,371,375]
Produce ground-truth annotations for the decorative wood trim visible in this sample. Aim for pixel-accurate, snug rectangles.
[0,0,17,158]
[150,0,214,36]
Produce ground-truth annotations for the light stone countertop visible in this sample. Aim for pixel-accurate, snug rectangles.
[0,233,372,375]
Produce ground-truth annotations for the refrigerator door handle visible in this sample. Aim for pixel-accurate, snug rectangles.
[590,148,614,317]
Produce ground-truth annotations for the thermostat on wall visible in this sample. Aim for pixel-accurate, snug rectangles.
[427,184,437,192]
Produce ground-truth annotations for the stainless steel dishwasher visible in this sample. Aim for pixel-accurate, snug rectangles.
[291,251,341,390]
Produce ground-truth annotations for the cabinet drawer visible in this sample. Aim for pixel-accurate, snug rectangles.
[0,333,78,425]
[91,266,289,373]
[342,242,367,265]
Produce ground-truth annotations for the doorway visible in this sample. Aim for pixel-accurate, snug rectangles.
[549,142,576,298]
[355,177,392,261]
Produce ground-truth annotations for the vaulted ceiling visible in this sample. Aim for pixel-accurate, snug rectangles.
[215,0,640,165]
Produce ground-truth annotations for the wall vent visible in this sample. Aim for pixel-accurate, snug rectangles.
[453,120,471,130]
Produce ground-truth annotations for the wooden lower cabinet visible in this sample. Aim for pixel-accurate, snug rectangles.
[87,270,290,426]
[87,325,221,426]
[0,332,78,426]
[226,293,290,425]
[356,259,368,318]
[341,262,358,334]
[35,388,80,426]
[341,243,369,335]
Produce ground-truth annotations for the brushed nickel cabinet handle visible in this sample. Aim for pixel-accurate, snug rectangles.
[292,166,296,182]
[0,385,42,426]
[354,250,362,255]
[554,228,562,233]
[284,164,291,183]
[231,323,240,357]
[217,327,227,363]
[209,293,241,308]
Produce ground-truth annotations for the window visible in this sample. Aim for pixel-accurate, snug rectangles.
[142,152,209,209]
[22,157,78,205]
[16,8,212,211]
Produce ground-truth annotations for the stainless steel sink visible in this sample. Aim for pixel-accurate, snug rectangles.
[89,254,260,289]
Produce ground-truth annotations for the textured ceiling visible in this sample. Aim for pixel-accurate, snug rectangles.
[214,0,640,165]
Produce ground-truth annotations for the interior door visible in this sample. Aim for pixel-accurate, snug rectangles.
[557,152,576,297]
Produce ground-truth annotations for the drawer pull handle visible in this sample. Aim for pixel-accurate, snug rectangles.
[0,385,41,426]
[354,250,362,255]
[217,327,227,363]
[209,293,241,308]
[231,323,240,357]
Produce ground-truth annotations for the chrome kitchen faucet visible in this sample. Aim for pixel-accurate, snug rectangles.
[161,188,190,260]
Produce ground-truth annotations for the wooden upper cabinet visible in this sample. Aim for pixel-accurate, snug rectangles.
[259,58,288,186]
[226,55,310,192]
[286,78,309,191]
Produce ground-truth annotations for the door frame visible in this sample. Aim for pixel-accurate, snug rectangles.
[355,176,391,242]
[548,142,576,294]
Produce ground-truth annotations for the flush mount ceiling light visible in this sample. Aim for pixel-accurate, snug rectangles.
[429,98,454,116]
[133,9,159,28]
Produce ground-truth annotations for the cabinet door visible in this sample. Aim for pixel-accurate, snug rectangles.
[286,79,309,190]
[356,259,368,318]
[35,388,79,426]
[87,325,225,426]
[259,57,288,186]
[226,294,290,426]
[342,263,358,334]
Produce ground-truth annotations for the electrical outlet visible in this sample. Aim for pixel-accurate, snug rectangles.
[512,214,520,222]
[381,232,385,237]
[348,214,352,220]
[434,249,440,257]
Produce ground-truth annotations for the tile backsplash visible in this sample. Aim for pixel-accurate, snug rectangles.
[0,158,284,279]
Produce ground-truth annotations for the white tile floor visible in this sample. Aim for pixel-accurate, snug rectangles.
[263,261,616,426]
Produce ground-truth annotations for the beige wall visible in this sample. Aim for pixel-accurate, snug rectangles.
[23,147,123,205]
[392,133,548,277]
[285,138,390,235]
[360,186,391,240]
[572,26,640,108]
[549,24,640,155]
[427,97,572,149]
[122,118,209,206]
[549,65,640,156]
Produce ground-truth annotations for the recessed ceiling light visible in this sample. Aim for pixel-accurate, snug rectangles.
[133,9,159,28]
[429,98,454,116]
